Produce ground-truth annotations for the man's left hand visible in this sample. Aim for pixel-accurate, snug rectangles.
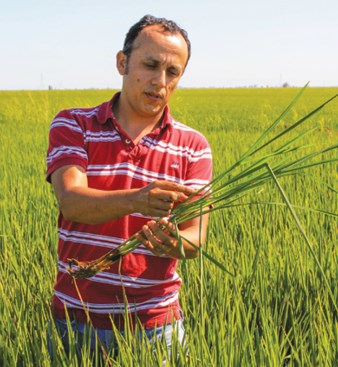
[136,218,180,258]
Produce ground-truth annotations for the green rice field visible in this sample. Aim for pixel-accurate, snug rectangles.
[0,87,337,366]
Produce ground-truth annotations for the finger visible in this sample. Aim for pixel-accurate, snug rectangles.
[154,197,176,209]
[154,181,195,197]
[169,190,192,202]
[141,224,161,245]
[135,232,151,248]
[144,198,174,218]
[149,190,176,204]
[171,192,183,202]
[155,191,186,204]
[141,224,171,256]
[136,230,161,255]
[159,218,176,231]
[169,182,195,196]
[147,222,175,248]
[139,220,179,259]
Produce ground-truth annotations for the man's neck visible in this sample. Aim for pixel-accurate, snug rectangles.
[112,98,164,144]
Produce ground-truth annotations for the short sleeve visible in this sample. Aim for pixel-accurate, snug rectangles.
[184,134,212,195]
[46,110,88,183]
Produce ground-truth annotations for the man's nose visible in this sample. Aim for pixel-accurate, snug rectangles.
[151,69,166,87]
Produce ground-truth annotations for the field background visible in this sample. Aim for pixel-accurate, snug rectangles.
[0,88,337,366]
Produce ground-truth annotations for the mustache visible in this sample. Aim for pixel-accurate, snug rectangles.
[144,89,165,99]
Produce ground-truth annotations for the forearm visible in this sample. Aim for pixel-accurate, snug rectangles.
[171,223,207,259]
[56,186,138,224]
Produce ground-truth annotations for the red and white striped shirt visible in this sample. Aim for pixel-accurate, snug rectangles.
[46,93,212,329]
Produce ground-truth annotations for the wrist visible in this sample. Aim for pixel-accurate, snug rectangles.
[125,188,141,214]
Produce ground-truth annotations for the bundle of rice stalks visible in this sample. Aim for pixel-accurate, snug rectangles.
[65,85,337,310]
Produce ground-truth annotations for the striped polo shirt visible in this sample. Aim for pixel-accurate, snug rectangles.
[46,93,212,329]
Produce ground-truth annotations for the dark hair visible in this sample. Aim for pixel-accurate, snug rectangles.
[122,15,191,68]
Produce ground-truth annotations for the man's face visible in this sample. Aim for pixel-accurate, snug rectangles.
[117,25,189,120]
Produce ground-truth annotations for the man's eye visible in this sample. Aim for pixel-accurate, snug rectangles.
[168,69,179,76]
[145,63,156,68]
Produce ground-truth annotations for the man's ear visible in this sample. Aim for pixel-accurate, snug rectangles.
[116,51,128,75]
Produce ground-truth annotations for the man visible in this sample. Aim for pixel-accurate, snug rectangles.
[46,15,212,356]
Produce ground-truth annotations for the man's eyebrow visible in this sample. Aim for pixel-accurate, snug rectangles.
[144,56,160,64]
[144,56,181,69]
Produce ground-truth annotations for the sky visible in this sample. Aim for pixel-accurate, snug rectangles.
[1,0,337,90]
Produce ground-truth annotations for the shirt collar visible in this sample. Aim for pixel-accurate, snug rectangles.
[97,93,119,125]
[97,92,173,132]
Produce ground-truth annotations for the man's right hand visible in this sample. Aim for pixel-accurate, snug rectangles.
[133,180,195,218]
